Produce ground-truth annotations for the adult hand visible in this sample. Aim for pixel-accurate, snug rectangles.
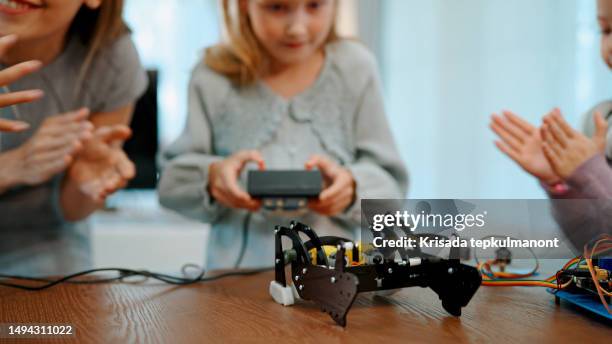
[490,110,561,185]
[208,150,265,211]
[67,125,135,203]
[0,108,92,187]
[541,109,605,180]
[0,118,29,132]
[0,34,44,115]
[305,154,356,216]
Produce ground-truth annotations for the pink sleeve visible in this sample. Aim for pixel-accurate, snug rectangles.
[543,154,612,199]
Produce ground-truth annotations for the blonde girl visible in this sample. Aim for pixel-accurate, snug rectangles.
[159,0,408,269]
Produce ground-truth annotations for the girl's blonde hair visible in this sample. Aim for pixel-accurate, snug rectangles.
[69,0,129,82]
[206,0,339,86]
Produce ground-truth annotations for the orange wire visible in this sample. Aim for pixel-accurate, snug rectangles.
[584,236,612,315]
[479,256,580,289]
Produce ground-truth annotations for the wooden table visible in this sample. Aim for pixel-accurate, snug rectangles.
[0,271,610,343]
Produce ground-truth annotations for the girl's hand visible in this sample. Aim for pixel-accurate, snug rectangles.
[208,150,265,211]
[0,34,44,110]
[305,155,356,216]
[591,111,608,153]
[67,125,135,203]
[541,109,607,180]
[1,108,92,187]
[490,110,561,185]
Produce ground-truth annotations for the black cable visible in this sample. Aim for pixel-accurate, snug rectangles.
[0,266,274,291]
[0,268,202,291]
[0,211,272,291]
[234,211,252,269]
[0,273,131,285]
[197,266,273,282]
[0,265,210,286]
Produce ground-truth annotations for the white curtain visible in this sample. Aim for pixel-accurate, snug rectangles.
[125,0,220,147]
[379,0,612,198]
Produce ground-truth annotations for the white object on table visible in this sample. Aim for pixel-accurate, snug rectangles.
[90,190,210,274]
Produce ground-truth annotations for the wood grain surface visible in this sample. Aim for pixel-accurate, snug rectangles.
[0,271,610,343]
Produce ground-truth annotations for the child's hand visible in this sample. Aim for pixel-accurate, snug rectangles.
[490,110,561,185]
[591,111,608,153]
[208,150,265,211]
[67,125,135,203]
[541,109,606,180]
[305,155,356,216]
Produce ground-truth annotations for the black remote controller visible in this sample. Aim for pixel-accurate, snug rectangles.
[247,170,323,210]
